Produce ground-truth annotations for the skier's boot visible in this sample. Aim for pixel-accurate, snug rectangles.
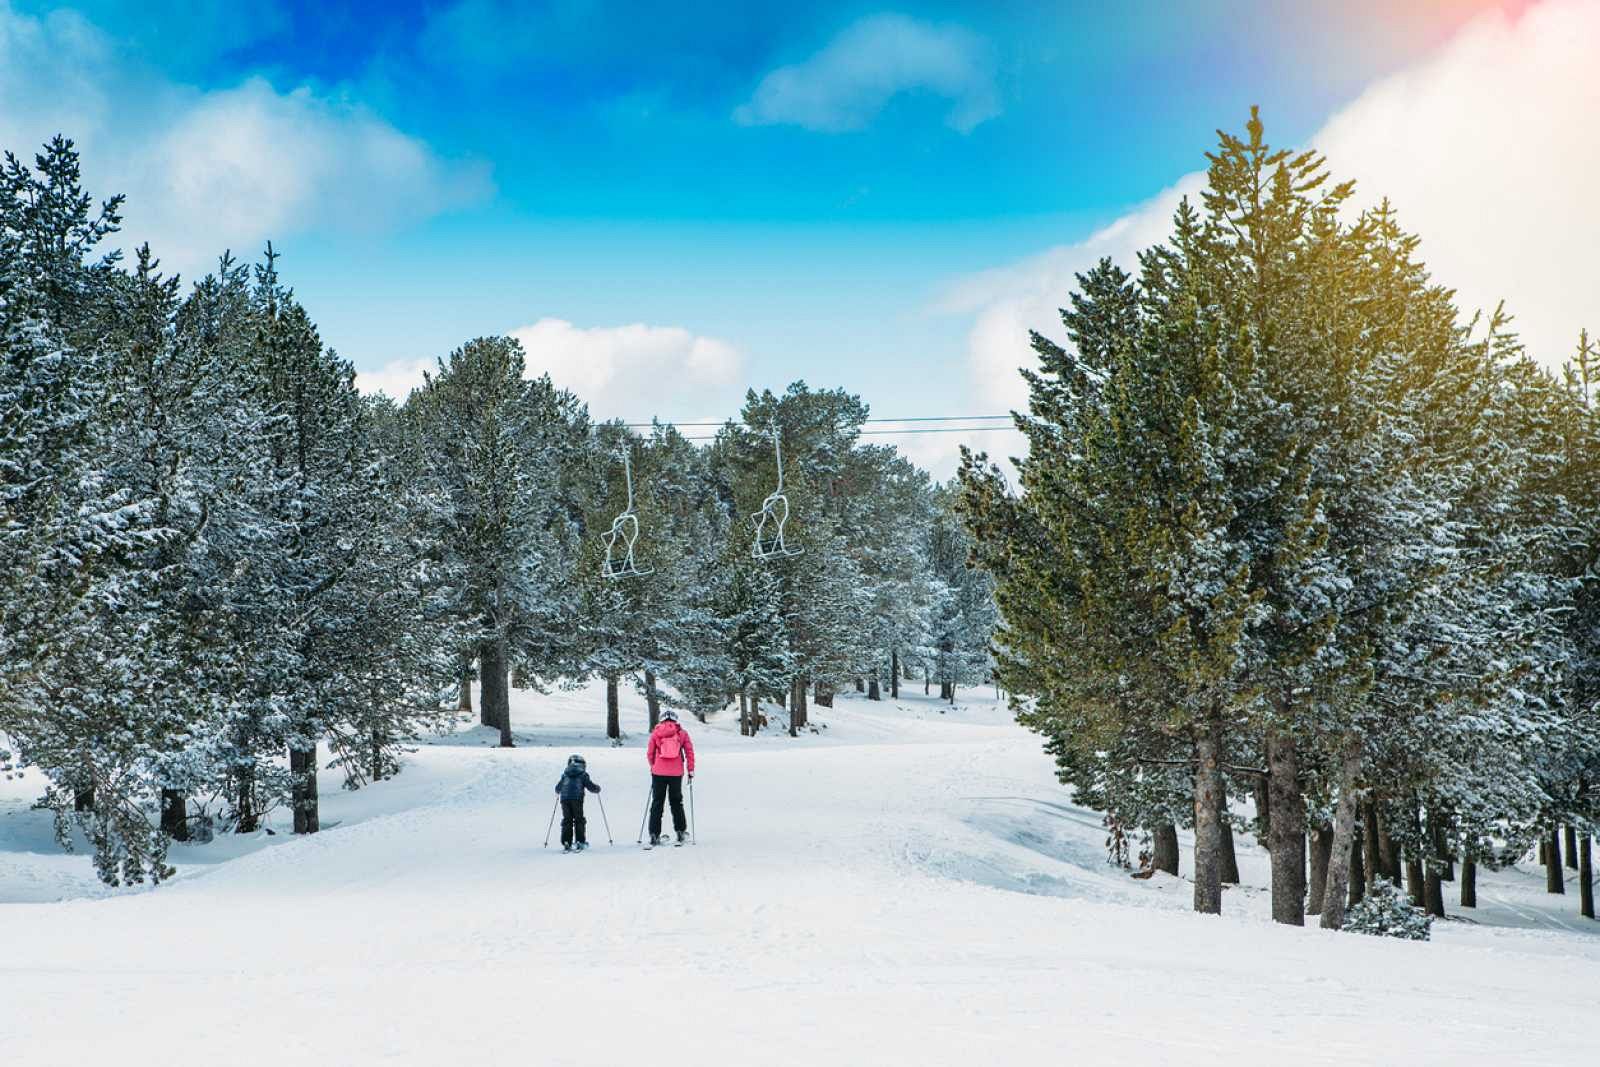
[576,841,588,852]
[562,842,573,853]
[676,830,688,846]
[649,833,662,847]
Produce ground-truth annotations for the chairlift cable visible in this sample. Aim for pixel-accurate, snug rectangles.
[622,414,1014,428]
[675,425,1019,441]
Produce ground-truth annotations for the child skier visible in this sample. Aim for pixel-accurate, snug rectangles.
[646,709,696,846]
[555,754,601,852]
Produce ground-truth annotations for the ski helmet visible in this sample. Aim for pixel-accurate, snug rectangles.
[660,709,679,723]
[568,753,586,767]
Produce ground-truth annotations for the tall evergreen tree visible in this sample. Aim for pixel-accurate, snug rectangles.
[408,337,585,747]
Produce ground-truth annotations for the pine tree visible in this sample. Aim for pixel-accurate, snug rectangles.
[407,338,586,747]
[0,140,178,882]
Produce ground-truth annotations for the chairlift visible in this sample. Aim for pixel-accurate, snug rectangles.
[601,446,652,579]
[751,424,803,561]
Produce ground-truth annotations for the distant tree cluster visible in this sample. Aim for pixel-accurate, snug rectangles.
[0,137,995,886]
[961,112,1600,928]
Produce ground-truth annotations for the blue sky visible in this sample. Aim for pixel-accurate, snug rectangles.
[3,0,1570,470]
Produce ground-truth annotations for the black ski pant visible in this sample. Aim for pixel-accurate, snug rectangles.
[560,798,587,846]
[649,774,686,837]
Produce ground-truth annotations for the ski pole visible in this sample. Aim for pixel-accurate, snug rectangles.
[542,796,559,848]
[596,793,614,845]
[636,784,651,844]
[688,773,696,845]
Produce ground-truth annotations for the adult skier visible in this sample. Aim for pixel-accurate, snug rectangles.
[646,709,695,846]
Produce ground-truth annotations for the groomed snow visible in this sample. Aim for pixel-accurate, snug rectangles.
[3,685,1597,1065]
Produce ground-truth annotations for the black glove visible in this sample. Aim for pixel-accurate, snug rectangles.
[687,773,694,782]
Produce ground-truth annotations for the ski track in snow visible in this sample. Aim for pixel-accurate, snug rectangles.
[2,685,1598,1065]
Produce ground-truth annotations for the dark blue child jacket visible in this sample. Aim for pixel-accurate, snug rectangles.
[556,768,601,801]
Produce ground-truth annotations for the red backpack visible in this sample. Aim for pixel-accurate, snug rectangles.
[657,726,682,760]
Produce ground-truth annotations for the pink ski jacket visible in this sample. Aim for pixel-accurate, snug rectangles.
[646,721,695,777]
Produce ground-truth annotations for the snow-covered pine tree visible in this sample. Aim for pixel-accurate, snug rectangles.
[717,558,792,735]
[833,446,935,701]
[711,386,871,730]
[962,225,1270,916]
[228,247,378,834]
[924,485,996,704]
[323,393,460,787]
[569,421,675,739]
[0,141,181,883]
[639,425,737,724]
[407,339,586,747]
[165,252,283,840]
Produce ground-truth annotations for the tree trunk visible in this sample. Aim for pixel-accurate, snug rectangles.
[1307,824,1333,914]
[1460,855,1477,908]
[854,677,864,693]
[1423,862,1446,918]
[739,688,750,736]
[1565,825,1579,870]
[1152,822,1179,876]
[1546,826,1565,894]
[290,745,319,835]
[867,676,881,701]
[1377,815,1402,885]
[160,789,189,842]
[890,651,900,699]
[370,729,387,782]
[1405,854,1425,907]
[814,681,833,708]
[1319,741,1364,930]
[1265,728,1306,925]
[1192,720,1225,915]
[1218,797,1240,885]
[1348,824,1366,908]
[605,673,620,742]
[924,669,929,696]
[1362,800,1382,891]
[235,763,258,834]
[480,640,512,746]
[459,661,473,715]
[477,657,493,728]
[794,678,809,730]
[644,670,661,730]
[1580,836,1594,920]
[1431,815,1454,880]
[1252,773,1271,849]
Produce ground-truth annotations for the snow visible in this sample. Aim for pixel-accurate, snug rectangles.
[3,685,1598,1065]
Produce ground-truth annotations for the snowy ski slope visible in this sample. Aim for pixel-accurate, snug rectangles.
[2,684,1597,1065]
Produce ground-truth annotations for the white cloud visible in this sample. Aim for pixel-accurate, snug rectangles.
[734,13,999,134]
[942,174,1206,413]
[951,0,1600,416]
[868,419,1025,485]
[354,357,437,401]
[0,2,489,276]
[511,318,744,421]
[357,319,746,421]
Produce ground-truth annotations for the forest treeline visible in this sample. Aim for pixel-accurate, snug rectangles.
[960,111,1600,928]
[0,137,996,885]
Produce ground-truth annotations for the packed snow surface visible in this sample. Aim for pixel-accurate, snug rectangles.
[3,685,1597,1065]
